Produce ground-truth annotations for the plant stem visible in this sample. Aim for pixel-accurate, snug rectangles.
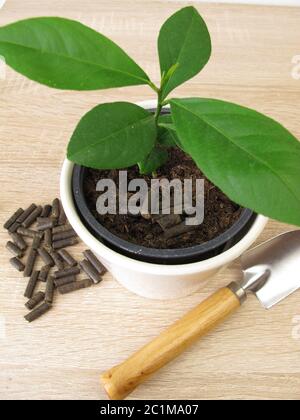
[149,79,166,144]
[148,81,160,94]
[154,101,163,125]
[147,79,163,138]
[154,90,163,131]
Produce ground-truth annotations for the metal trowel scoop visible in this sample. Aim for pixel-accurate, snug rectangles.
[240,230,300,308]
[101,230,300,400]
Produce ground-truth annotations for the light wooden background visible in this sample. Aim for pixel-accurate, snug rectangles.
[1,0,300,400]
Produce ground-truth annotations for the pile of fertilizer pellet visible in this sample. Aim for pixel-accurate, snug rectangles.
[4,198,107,322]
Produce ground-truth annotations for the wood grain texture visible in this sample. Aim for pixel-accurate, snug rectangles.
[102,288,241,400]
[0,0,300,400]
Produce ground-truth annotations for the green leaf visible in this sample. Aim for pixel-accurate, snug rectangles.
[0,17,149,90]
[157,114,177,148]
[158,126,177,148]
[158,114,187,152]
[68,102,156,169]
[160,63,179,88]
[158,7,211,99]
[170,98,300,226]
[158,113,176,131]
[138,146,168,175]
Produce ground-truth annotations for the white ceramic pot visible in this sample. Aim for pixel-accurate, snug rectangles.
[60,100,268,300]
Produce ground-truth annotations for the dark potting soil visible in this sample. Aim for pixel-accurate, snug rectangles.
[83,148,242,249]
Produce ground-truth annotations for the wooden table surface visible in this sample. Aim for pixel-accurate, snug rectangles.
[1,0,300,400]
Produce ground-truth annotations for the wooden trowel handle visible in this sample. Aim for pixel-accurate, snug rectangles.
[101,287,241,400]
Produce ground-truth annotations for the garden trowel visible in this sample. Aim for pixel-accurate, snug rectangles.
[101,230,300,400]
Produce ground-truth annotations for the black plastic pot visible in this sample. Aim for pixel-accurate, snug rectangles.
[72,165,256,265]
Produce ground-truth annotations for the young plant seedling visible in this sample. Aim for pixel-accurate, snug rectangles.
[1,7,300,226]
